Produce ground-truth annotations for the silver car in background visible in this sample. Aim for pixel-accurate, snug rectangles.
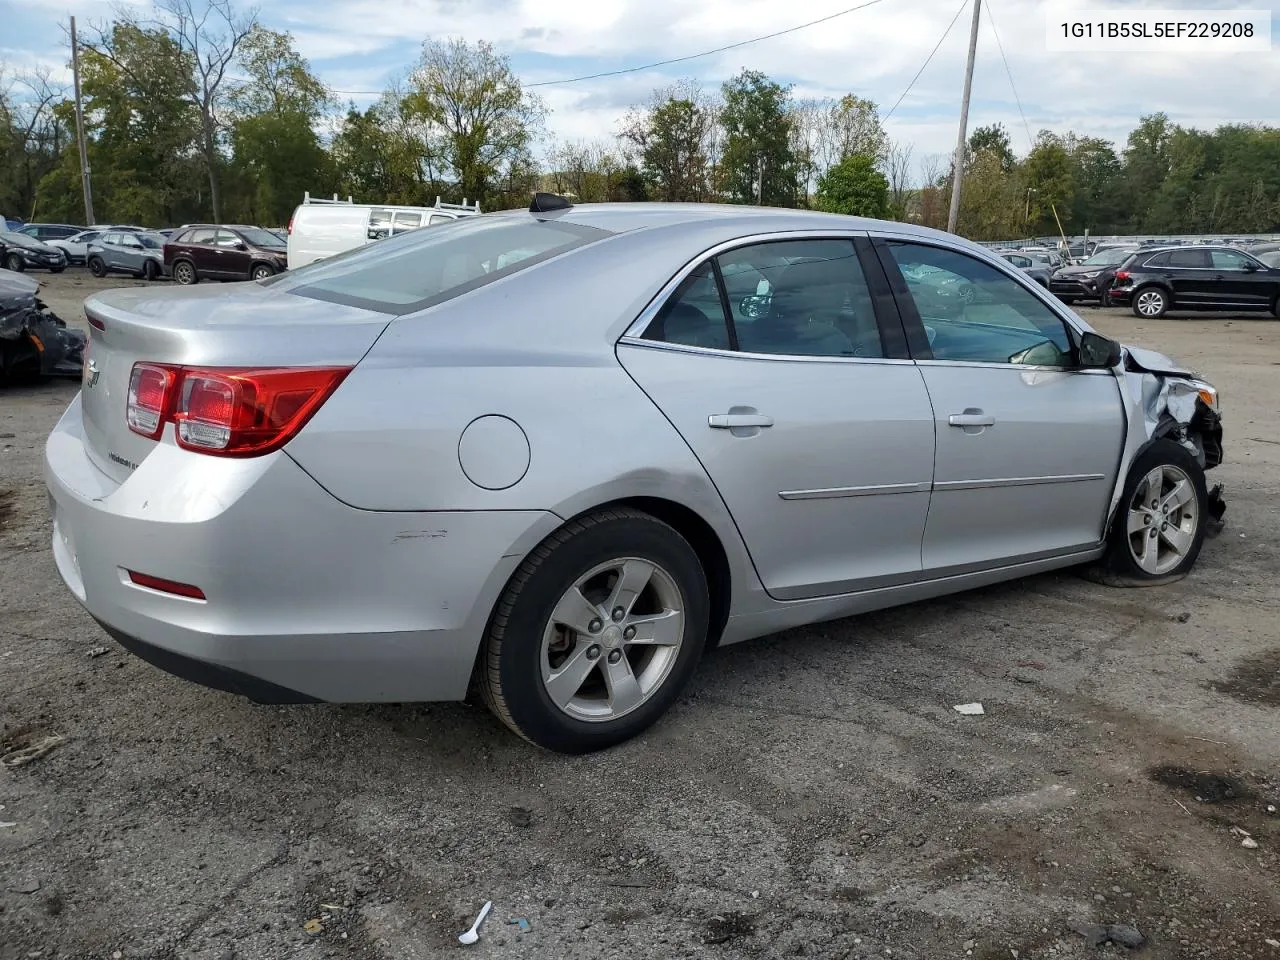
[45,200,1226,753]
[86,231,169,281]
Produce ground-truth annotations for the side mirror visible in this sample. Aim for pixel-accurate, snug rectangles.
[1242,261,1258,272]
[234,242,248,251]
[1079,331,1122,369]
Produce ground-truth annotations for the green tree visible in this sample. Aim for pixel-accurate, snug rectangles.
[718,70,797,206]
[1023,132,1075,234]
[403,39,545,204]
[968,123,1014,172]
[226,27,332,224]
[621,83,716,202]
[1067,136,1122,233]
[813,154,888,217]
[1121,113,1172,230]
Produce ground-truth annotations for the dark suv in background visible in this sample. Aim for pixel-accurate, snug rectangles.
[1108,245,1280,318]
[1049,245,1138,304]
[163,224,289,285]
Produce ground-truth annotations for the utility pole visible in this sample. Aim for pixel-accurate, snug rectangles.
[946,0,982,234]
[71,16,95,226]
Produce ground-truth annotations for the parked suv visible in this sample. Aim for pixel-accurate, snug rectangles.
[1108,245,1280,318]
[1049,246,1138,304]
[87,231,169,280]
[164,225,289,284]
[17,223,85,243]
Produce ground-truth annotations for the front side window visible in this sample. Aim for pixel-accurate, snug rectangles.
[886,242,1074,367]
[187,228,217,245]
[214,230,242,247]
[1210,249,1252,270]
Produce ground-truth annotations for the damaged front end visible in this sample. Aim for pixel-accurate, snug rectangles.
[0,271,85,383]
[1117,344,1226,531]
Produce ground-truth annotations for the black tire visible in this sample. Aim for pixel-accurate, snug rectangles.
[87,257,107,278]
[1058,296,1076,305]
[173,260,197,285]
[1132,285,1169,319]
[5,253,25,272]
[1272,294,1279,319]
[250,263,275,281]
[143,260,160,281]
[478,508,710,754]
[50,266,65,274]
[1093,439,1208,586]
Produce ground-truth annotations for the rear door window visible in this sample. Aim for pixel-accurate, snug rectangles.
[187,228,217,245]
[1168,249,1211,269]
[278,216,610,315]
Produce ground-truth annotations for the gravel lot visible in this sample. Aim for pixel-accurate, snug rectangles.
[2,270,1278,960]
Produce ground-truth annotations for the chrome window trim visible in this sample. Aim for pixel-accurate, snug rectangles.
[913,358,1112,374]
[622,229,870,340]
[616,336,916,366]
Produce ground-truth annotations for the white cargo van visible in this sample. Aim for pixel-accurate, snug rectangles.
[286,194,481,269]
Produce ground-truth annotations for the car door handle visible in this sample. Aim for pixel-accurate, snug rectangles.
[948,412,996,427]
[708,413,774,429]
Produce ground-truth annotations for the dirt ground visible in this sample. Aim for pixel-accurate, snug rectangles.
[2,270,1278,960]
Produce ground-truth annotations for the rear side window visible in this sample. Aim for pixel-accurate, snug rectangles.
[277,216,609,315]
[368,209,392,240]
[187,228,217,244]
[392,212,422,234]
[1168,249,1210,269]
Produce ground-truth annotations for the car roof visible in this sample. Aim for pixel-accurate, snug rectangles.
[492,202,991,254]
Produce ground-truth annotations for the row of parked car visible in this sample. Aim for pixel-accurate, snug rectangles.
[0,221,289,284]
[989,239,1280,318]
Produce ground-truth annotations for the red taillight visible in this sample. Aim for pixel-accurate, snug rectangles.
[126,363,350,456]
[1113,271,1131,282]
[127,570,206,600]
[87,314,105,331]
[287,216,293,235]
[127,363,177,439]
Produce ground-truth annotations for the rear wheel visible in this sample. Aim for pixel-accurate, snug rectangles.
[5,253,24,272]
[1133,286,1169,318]
[478,508,709,754]
[87,257,107,278]
[250,263,275,281]
[173,260,197,285]
[1095,439,1208,585]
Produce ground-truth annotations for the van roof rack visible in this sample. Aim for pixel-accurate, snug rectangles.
[303,192,355,204]
[434,196,482,213]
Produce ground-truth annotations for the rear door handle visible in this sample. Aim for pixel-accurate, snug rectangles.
[709,413,774,429]
[949,412,996,427]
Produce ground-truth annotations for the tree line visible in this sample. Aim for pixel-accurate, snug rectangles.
[2,0,1278,238]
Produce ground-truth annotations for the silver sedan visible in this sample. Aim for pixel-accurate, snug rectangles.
[45,201,1226,753]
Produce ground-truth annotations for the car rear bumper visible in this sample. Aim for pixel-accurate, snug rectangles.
[1108,286,1134,305]
[45,393,561,703]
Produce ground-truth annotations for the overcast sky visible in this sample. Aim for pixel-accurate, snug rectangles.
[5,0,1278,178]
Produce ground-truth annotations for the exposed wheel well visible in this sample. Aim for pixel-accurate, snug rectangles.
[576,496,732,651]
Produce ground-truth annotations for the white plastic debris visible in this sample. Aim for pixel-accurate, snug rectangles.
[459,901,492,945]
[1242,837,1259,849]
[953,703,985,716]
[0,821,16,828]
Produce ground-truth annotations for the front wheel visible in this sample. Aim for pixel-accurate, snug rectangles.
[50,266,65,274]
[172,260,197,285]
[143,260,160,281]
[251,263,275,281]
[87,257,107,278]
[1095,439,1208,585]
[1133,286,1169,318]
[1057,296,1076,305]
[5,253,25,272]
[478,508,709,754]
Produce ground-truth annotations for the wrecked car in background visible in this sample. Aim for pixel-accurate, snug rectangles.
[44,202,1226,754]
[1,270,85,383]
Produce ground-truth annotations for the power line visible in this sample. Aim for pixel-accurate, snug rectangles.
[525,0,891,86]
[331,0,893,95]
[883,0,969,122]
[984,0,1036,150]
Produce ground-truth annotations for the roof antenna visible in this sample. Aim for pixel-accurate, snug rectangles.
[530,192,573,214]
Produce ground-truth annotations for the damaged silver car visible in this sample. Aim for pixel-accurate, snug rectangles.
[45,203,1224,753]
[1,270,85,383]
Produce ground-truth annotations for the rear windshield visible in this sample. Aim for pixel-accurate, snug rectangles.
[274,215,609,315]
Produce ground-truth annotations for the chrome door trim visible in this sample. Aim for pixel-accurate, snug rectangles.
[778,481,932,501]
[913,358,1114,374]
[933,473,1106,492]
[622,229,870,340]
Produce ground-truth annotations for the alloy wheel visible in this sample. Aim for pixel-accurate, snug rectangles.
[1136,290,1165,317]
[540,557,685,722]
[174,262,194,284]
[1126,464,1199,575]
[252,265,273,280]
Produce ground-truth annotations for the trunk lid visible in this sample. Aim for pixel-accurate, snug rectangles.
[82,283,391,483]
